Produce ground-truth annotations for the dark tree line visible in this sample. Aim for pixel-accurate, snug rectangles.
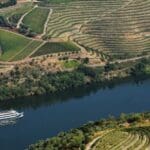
[0,16,10,27]
[0,0,16,8]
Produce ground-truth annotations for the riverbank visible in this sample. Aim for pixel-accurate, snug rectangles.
[28,112,150,150]
[0,58,150,101]
[0,78,150,150]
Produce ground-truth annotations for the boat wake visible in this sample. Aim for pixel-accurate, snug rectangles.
[0,119,16,126]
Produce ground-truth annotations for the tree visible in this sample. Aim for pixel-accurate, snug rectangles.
[0,16,9,27]
[104,63,115,72]
[82,57,89,64]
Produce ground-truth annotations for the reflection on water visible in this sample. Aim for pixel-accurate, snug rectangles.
[0,119,16,127]
[0,78,138,110]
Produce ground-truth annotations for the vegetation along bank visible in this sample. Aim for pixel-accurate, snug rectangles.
[0,57,150,101]
[28,112,150,150]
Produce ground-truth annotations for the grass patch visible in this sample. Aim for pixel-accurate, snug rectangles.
[23,7,49,34]
[0,29,30,61]
[0,29,42,61]
[63,60,80,69]
[32,42,80,57]
[144,65,150,74]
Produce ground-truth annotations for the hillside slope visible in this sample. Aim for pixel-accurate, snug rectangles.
[44,0,150,60]
[29,112,150,150]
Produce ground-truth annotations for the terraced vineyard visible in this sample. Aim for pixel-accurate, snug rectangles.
[46,0,128,38]
[90,126,150,150]
[44,0,150,60]
[0,1,150,149]
[0,0,150,61]
[0,0,149,63]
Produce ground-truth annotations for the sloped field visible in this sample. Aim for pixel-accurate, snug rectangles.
[0,29,30,61]
[10,40,42,61]
[0,29,42,61]
[31,41,80,57]
[92,126,150,150]
[45,0,150,60]
[46,0,128,38]
[23,7,50,34]
[29,112,150,150]
[0,0,149,62]
[80,0,150,60]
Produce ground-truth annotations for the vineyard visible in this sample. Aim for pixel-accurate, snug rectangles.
[90,127,150,150]
[0,0,149,63]
[0,29,30,61]
[45,0,150,60]
[10,40,42,61]
[0,29,42,61]
[0,1,150,149]
[0,28,80,61]
[29,112,150,150]
[31,42,80,57]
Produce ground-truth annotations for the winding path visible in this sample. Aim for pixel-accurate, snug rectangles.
[16,5,38,29]
[41,8,53,37]
[85,130,112,150]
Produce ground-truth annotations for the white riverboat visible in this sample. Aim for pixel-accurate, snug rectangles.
[0,110,23,121]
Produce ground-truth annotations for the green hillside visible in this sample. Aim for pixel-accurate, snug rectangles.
[23,7,49,34]
[0,29,30,61]
[0,29,42,61]
[29,112,150,150]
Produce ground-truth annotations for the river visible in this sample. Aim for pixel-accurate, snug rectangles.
[0,79,150,150]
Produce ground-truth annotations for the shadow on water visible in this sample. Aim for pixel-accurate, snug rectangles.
[0,77,146,110]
